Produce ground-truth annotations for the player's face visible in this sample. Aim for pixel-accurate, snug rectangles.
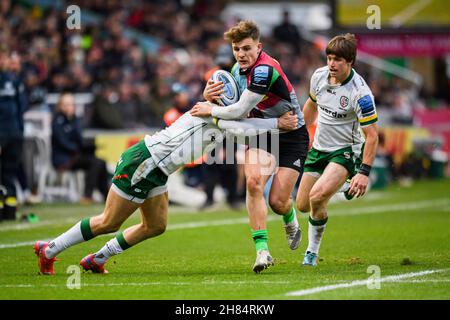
[327,54,352,81]
[232,37,262,70]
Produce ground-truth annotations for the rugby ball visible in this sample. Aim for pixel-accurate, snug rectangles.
[211,69,240,106]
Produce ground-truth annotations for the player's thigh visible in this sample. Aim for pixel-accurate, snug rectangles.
[269,167,299,203]
[139,192,169,230]
[92,188,140,232]
[310,162,349,202]
[244,148,275,188]
[296,172,319,211]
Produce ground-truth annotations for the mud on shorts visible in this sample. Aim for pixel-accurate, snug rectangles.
[111,140,168,204]
[247,125,310,174]
[304,145,364,178]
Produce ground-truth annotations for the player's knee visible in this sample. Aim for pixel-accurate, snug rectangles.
[246,175,264,196]
[98,219,121,234]
[296,198,310,213]
[269,196,289,214]
[141,222,166,239]
[309,188,327,206]
[151,223,166,237]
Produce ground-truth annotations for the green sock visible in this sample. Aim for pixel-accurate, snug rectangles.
[80,217,94,241]
[116,232,132,250]
[252,229,268,252]
[282,206,296,224]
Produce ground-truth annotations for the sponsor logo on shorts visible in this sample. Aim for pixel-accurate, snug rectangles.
[293,159,302,168]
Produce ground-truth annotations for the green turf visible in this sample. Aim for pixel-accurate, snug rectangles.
[0,179,449,300]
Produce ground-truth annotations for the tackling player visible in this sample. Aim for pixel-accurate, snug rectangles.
[191,20,309,273]
[296,33,379,266]
[34,105,298,275]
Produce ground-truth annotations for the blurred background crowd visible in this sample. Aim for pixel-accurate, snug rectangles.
[0,0,449,215]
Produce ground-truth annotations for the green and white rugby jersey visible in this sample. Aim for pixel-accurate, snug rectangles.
[309,66,377,153]
[144,112,277,176]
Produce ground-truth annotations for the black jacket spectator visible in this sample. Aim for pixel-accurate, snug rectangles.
[51,93,109,202]
[51,111,83,169]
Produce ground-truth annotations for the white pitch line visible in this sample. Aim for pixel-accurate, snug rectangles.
[0,280,291,289]
[331,198,450,216]
[0,218,78,232]
[0,197,448,233]
[0,198,449,249]
[2,277,450,290]
[286,269,448,297]
[0,217,270,249]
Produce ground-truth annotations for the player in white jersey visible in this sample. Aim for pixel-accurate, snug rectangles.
[296,34,379,266]
[33,103,298,275]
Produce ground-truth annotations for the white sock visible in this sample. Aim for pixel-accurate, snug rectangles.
[306,220,327,254]
[45,221,85,258]
[93,238,124,265]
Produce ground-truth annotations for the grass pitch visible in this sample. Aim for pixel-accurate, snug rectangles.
[0,179,449,300]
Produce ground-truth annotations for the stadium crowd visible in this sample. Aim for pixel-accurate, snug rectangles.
[0,0,448,211]
[2,0,446,129]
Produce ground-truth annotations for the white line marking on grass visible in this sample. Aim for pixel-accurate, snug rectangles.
[0,280,291,289]
[0,218,78,232]
[1,198,448,249]
[0,240,46,249]
[330,199,450,216]
[286,269,448,297]
[0,216,275,249]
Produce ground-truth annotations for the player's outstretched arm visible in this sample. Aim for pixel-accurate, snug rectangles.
[190,89,264,119]
[216,112,298,137]
[348,123,379,198]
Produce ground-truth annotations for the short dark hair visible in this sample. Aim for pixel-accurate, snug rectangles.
[326,33,357,65]
[224,20,260,43]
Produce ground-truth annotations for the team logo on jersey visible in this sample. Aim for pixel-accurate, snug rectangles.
[340,96,349,109]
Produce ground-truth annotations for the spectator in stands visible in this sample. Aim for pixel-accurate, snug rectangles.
[272,9,304,54]
[10,50,41,204]
[51,93,109,203]
[0,44,27,221]
[90,85,124,129]
[163,82,191,126]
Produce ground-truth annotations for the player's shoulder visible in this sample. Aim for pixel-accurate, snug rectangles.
[311,66,328,82]
[349,70,373,97]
